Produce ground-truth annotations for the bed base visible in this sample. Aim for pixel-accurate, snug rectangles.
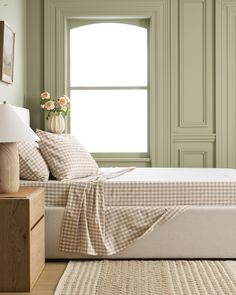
[45,206,236,259]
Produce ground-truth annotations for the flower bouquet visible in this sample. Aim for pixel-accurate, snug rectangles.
[40,91,70,119]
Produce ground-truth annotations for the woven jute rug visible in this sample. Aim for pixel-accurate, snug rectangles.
[54,260,236,295]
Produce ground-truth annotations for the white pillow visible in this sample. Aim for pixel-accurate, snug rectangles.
[36,129,99,180]
[18,142,50,181]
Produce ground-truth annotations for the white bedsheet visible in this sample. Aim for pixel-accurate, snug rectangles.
[102,167,236,182]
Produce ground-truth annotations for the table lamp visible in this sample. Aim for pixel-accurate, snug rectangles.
[0,102,39,194]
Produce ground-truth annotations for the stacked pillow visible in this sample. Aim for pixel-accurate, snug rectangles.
[18,142,50,181]
[18,130,99,181]
[36,129,98,180]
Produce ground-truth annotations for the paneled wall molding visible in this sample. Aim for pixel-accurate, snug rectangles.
[173,133,216,143]
[171,0,215,167]
[179,150,208,168]
[173,142,214,167]
[172,0,213,134]
[216,0,236,168]
[44,0,171,167]
[178,0,208,128]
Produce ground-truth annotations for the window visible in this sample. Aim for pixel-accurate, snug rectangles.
[69,20,148,154]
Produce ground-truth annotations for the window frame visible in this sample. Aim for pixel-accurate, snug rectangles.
[44,0,171,167]
[67,18,150,166]
[67,19,151,165]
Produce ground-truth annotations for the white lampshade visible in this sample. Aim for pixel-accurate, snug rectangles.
[0,103,39,142]
[0,103,39,194]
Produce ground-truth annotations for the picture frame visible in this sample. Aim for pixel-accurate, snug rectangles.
[0,21,15,84]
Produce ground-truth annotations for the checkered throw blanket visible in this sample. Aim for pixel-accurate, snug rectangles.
[56,168,188,255]
[21,168,236,256]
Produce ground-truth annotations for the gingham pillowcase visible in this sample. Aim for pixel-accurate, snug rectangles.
[36,129,99,180]
[18,142,50,181]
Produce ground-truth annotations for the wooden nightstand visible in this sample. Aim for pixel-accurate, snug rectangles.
[0,187,45,292]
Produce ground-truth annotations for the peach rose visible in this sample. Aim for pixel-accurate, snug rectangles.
[45,100,55,110]
[58,96,67,107]
[41,91,50,99]
[41,104,45,108]
[64,95,70,103]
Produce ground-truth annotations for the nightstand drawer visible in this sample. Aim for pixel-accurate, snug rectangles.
[29,188,44,227]
[30,216,45,288]
[0,187,45,292]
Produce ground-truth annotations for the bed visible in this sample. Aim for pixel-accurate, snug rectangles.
[21,167,236,259]
[16,107,236,259]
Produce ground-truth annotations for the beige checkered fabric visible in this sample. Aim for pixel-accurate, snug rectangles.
[21,179,74,206]
[20,179,236,208]
[58,171,188,255]
[104,181,236,206]
[18,142,49,181]
[36,129,98,180]
[20,167,236,256]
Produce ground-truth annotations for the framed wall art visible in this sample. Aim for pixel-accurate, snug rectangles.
[0,21,15,84]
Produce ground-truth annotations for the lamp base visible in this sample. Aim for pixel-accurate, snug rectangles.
[0,143,19,194]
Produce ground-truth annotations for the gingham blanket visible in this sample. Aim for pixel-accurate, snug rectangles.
[21,168,236,255]
[58,169,188,255]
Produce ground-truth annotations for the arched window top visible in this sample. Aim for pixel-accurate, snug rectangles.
[68,18,149,29]
[69,21,148,87]
[70,22,147,35]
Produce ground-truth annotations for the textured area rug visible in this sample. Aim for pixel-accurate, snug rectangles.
[54,260,236,295]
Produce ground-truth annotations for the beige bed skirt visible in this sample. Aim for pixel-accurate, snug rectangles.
[45,206,236,259]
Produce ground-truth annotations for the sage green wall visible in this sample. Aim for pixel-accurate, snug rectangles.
[26,0,236,168]
[25,0,44,131]
[216,0,236,168]
[0,0,26,107]
[171,0,215,168]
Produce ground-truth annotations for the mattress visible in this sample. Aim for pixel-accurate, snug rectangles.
[20,168,236,207]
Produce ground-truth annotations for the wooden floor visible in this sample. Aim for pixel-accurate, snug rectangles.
[0,262,68,295]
